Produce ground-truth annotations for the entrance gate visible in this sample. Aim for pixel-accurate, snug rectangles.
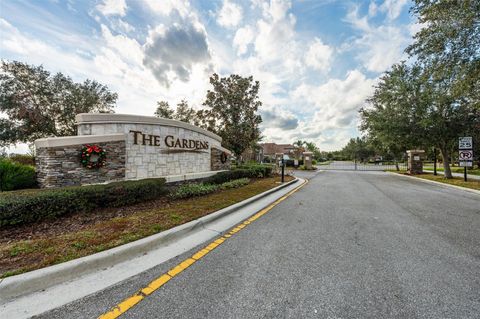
[317,160,407,171]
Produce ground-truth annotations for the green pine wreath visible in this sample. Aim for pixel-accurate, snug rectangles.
[80,144,106,169]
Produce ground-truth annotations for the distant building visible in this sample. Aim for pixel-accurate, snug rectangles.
[259,142,298,162]
[239,142,302,163]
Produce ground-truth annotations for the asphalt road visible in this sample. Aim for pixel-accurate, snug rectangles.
[40,171,480,319]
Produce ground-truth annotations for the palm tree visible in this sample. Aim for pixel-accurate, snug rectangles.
[293,140,304,148]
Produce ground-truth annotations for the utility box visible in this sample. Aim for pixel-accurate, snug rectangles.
[303,152,313,170]
[275,153,284,168]
[406,150,425,174]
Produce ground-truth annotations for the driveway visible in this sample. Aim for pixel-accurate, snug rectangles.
[41,171,480,319]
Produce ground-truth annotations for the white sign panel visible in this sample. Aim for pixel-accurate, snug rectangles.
[459,137,473,149]
[459,161,473,167]
[459,150,473,160]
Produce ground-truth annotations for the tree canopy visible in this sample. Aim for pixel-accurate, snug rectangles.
[202,73,263,159]
[359,0,480,177]
[0,61,117,146]
[154,99,198,125]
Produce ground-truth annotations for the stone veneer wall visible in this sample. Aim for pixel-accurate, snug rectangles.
[211,147,231,171]
[76,114,225,180]
[36,140,126,188]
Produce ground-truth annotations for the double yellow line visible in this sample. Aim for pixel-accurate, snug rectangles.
[99,179,308,319]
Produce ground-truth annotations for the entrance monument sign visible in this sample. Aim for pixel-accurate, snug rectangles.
[35,113,231,188]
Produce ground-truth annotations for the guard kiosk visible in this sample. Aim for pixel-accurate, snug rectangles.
[406,150,425,174]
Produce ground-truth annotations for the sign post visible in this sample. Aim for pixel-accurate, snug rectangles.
[459,137,473,182]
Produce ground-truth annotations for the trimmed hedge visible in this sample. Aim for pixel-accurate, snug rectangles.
[169,183,219,200]
[219,178,250,190]
[0,178,167,227]
[0,165,272,227]
[169,178,251,200]
[0,158,37,191]
[234,164,273,178]
[203,168,258,185]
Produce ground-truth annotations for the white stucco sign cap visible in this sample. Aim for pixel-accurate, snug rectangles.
[75,113,222,143]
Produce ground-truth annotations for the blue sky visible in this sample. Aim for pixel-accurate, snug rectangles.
[0,0,418,151]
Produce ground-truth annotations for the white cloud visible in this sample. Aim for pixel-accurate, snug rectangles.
[368,1,378,17]
[260,106,298,130]
[143,0,190,18]
[233,26,254,55]
[291,70,376,140]
[345,6,412,72]
[304,38,333,73]
[96,0,127,17]
[114,19,135,33]
[379,0,409,21]
[217,0,243,28]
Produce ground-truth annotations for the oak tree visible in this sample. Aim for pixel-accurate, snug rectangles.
[0,61,117,146]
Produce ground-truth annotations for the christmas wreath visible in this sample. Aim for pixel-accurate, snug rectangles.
[80,144,106,169]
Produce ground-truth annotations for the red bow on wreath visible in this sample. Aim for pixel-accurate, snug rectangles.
[85,145,101,153]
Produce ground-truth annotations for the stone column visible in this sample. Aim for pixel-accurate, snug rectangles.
[406,150,425,174]
[303,152,313,170]
[210,147,231,171]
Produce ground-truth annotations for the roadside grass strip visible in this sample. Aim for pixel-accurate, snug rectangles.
[98,179,308,319]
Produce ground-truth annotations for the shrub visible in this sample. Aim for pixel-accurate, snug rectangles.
[219,178,250,190]
[0,158,37,191]
[312,159,317,165]
[0,178,167,227]
[169,178,251,200]
[204,169,253,184]
[169,183,219,200]
[235,164,273,178]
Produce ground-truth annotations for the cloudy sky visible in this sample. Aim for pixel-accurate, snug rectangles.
[0,0,419,152]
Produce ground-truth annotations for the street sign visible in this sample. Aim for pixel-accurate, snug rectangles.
[459,161,473,167]
[459,137,473,149]
[458,137,474,180]
[459,150,473,160]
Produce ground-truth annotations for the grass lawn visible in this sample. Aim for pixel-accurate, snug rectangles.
[388,170,480,191]
[423,164,480,176]
[0,176,293,278]
[317,161,332,165]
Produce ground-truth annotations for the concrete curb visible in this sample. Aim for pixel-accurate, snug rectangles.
[386,172,480,195]
[0,177,299,302]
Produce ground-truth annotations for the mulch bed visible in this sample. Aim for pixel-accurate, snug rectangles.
[0,197,172,245]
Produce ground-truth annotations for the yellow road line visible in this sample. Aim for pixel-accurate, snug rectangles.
[98,179,308,319]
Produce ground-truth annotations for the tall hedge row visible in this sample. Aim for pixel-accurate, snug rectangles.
[0,165,275,227]
[205,165,273,184]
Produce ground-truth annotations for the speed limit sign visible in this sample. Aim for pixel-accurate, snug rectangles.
[459,137,473,149]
